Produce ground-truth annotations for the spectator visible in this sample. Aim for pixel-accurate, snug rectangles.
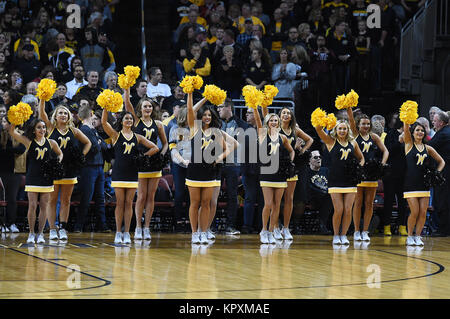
[429,111,450,237]
[74,70,104,104]
[182,42,211,79]
[47,39,73,83]
[103,70,121,93]
[308,6,326,35]
[174,24,197,80]
[236,2,266,35]
[429,106,442,138]
[327,18,357,95]
[268,8,289,62]
[33,8,52,47]
[79,27,112,75]
[240,107,264,234]
[218,98,249,235]
[215,45,242,99]
[179,6,208,28]
[416,117,432,142]
[47,82,71,115]
[295,150,333,234]
[12,43,40,84]
[271,48,298,100]
[162,84,186,115]
[251,1,270,28]
[13,23,40,60]
[308,34,335,112]
[282,27,304,54]
[170,0,191,31]
[146,67,172,98]
[64,27,81,54]
[74,105,110,233]
[243,47,270,90]
[279,1,297,27]
[65,64,88,100]
[250,24,271,51]
[130,78,148,107]
[236,18,254,46]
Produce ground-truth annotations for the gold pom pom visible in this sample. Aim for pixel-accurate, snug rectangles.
[326,113,337,130]
[36,79,57,101]
[399,100,418,124]
[311,107,328,128]
[261,85,279,107]
[7,102,33,126]
[335,94,347,110]
[118,65,141,89]
[242,85,264,109]
[180,75,203,93]
[345,89,359,108]
[96,89,124,113]
[202,84,227,106]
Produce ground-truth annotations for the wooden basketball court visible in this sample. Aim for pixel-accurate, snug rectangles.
[1,233,449,299]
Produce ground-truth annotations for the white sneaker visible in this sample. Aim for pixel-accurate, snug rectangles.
[267,232,276,244]
[282,227,293,240]
[58,228,68,240]
[333,235,341,244]
[191,232,201,244]
[134,227,142,240]
[340,235,350,245]
[259,230,269,244]
[1,226,9,232]
[406,236,416,246]
[36,233,45,244]
[114,232,123,244]
[49,229,59,240]
[361,231,370,241]
[27,233,35,243]
[9,224,19,233]
[143,228,151,240]
[123,232,131,244]
[206,229,216,240]
[414,236,424,246]
[200,232,209,244]
[273,228,283,240]
[353,231,362,241]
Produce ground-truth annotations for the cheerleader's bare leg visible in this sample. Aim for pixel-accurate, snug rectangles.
[362,187,377,232]
[114,188,126,232]
[135,179,148,229]
[48,184,60,230]
[353,187,364,232]
[199,187,214,232]
[281,181,296,228]
[415,197,430,236]
[188,186,201,233]
[38,193,50,233]
[341,193,356,236]
[330,193,344,235]
[269,188,285,232]
[123,188,136,233]
[261,187,275,231]
[406,198,420,236]
[59,184,75,225]
[143,178,159,228]
[27,192,39,234]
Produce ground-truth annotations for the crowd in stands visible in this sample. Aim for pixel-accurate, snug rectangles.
[1,0,449,241]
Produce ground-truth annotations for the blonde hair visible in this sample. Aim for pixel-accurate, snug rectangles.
[50,105,74,128]
[329,120,353,142]
[263,113,281,129]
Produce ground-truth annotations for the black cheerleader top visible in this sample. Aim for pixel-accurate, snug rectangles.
[25,138,54,192]
[403,143,430,196]
[186,128,221,187]
[356,133,376,163]
[111,131,139,186]
[327,139,357,191]
[259,132,287,187]
[48,127,78,182]
[135,118,158,150]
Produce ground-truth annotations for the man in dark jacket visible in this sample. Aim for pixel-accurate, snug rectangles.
[429,111,450,236]
[12,44,40,84]
[74,105,110,233]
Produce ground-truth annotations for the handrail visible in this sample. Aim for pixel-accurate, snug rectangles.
[140,0,148,81]
[232,99,295,120]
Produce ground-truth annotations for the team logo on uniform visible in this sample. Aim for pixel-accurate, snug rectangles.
[201,137,213,149]
[269,142,280,155]
[58,136,71,149]
[123,142,135,155]
[340,148,351,160]
[143,128,155,140]
[35,147,48,160]
[361,141,372,153]
[416,153,427,165]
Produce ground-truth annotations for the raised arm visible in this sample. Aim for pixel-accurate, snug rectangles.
[101,108,119,142]
[8,124,31,148]
[314,125,335,147]
[38,98,53,131]
[371,132,389,165]
[346,107,358,137]
[403,122,413,151]
[72,127,92,156]
[124,87,139,123]
[186,92,195,130]
[261,106,268,118]
[295,126,313,153]
[156,120,168,155]
[193,97,207,113]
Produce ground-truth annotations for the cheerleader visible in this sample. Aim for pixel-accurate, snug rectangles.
[254,106,295,244]
[124,88,168,241]
[314,118,365,245]
[39,100,91,241]
[403,121,445,246]
[186,91,228,244]
[7,119,63,244]
[101,109,159,244]
[347,108,389,242]
[274,107,313,240]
